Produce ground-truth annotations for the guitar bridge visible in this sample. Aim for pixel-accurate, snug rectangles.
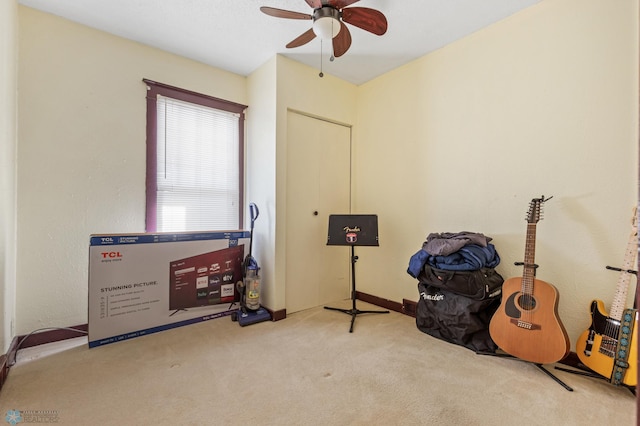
[598,337,617,358]
[510,318,542,330]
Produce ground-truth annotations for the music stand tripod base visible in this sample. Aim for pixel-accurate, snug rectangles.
[324,214,389,332]
[324,303,389,333]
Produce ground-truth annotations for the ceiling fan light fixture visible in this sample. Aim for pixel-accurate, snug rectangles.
[312,7,341,40]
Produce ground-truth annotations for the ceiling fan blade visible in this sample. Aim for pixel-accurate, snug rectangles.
[327,0,360,9]
[286,28,317,48]
[260,6,312,20]
[341,7,387,36]
[305,0,323,8]
[332,22,352,57]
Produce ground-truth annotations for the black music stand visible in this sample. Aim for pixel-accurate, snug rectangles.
[324,214,389,332]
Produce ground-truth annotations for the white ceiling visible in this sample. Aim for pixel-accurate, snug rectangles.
[18,0,542,85]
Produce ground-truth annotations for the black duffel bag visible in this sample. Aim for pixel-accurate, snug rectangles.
[416,282,500,353]
[417,266,503,300]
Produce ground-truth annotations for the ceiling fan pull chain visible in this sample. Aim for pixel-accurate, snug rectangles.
[319,39,324,77]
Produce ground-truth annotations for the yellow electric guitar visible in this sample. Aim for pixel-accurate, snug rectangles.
[576,208,638,386]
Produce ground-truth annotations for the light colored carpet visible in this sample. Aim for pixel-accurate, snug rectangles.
[0,301,636,425]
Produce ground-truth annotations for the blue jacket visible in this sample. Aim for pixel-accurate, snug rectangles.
[407,243,500,277]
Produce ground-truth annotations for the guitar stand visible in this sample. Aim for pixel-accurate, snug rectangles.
[476,351,573,391]
[553,364,636,396]
[324,246,389,332]
[605,265,638,275]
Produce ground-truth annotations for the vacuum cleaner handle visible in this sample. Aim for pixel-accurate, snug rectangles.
[249,203,259,226]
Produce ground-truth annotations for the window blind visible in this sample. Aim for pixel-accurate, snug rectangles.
[156,95,240,232]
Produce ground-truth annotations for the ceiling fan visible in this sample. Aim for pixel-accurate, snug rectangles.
[260,0,388,58]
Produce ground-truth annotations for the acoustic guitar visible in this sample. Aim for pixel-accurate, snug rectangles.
[489,196,570,364]
[576,208,638,386]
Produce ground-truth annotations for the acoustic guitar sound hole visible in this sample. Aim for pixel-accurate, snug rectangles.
[518,294,536,311]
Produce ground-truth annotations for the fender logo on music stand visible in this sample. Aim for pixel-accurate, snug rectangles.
[325,214,389,332]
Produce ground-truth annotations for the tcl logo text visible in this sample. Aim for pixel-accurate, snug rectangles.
[101,252,123,259]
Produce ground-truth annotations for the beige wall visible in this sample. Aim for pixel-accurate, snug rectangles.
[355,0,639,346]
[246,57,278,309]
[1,0,18,352]
[15,6,357,332]
[17,6,247,334]
[246,55,358,311]
[14,0,639,354]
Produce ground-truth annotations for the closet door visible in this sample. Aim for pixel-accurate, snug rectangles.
[285,111,351,313]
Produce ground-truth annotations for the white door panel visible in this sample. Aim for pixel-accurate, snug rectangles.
[286,111,351,313]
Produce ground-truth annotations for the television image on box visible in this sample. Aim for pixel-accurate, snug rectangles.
[169,245,244,314]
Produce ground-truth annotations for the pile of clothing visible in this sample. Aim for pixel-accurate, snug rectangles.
[408,231,500,276]
[407,231,504,353]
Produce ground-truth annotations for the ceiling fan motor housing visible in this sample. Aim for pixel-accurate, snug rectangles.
[313,7,341,39]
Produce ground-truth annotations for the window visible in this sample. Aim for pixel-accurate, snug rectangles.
[144,79,247,232]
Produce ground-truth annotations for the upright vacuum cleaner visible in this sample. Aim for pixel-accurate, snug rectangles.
[231,203,271,326]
